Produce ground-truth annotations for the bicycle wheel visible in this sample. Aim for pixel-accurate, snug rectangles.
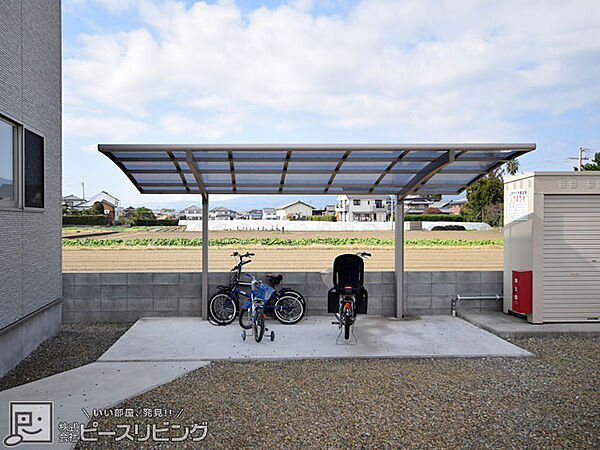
[273,294,305,324]
[344,315,351,340]
[343,306,352,340]
[277,288,306,306]
[209,290,238,325]
[239,306,252,329]
[253,307,265,343]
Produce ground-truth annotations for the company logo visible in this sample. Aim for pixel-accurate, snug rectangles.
[3,401,53,447]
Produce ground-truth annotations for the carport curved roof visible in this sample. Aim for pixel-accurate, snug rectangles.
[98,143,535,198]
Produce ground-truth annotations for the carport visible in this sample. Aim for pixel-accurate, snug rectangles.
[98,143,535,320]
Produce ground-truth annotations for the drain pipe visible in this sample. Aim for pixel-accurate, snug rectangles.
[451,294,502,317]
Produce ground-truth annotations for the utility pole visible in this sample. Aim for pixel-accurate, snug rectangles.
[81,181,85,201]
[576,147,600,171]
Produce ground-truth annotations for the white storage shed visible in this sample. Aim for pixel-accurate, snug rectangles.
[504,172,600,323]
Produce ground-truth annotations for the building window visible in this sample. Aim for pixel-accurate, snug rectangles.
[353,199,361,206]
[375,199,383,208]
[0,117,19,208]
[24,129,44,209]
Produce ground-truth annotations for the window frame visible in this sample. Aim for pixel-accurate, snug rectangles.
[353,199,361,206]
[0,113,45,212]
[22,127,45,211]
[0,114,22,210]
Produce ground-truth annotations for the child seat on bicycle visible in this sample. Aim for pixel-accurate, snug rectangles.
[327,253,368,314]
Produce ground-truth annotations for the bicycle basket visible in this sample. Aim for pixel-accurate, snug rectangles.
[252,282,275,301]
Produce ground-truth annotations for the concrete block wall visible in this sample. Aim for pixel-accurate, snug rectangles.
[62,271,503,322]
[62,273,204,323]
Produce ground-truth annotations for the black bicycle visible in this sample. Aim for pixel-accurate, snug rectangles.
[209,252,306,326]
[325,251,371,343]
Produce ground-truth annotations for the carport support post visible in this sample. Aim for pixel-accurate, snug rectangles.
[395,195,404,318]
[202,194,209,320]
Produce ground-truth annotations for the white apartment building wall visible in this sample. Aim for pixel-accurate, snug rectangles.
[262,208,277,220]
[335,195,390,222]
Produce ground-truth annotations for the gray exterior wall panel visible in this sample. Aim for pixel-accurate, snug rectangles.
[0,0,62,375]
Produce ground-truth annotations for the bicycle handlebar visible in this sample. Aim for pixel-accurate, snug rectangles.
[231,251,255,258]
[230,251,255,272]
[356,251,372,258]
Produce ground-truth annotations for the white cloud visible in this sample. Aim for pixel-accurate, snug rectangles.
[64,0,600,143]
[160,112,244,140]
[63,114,150,140]
[65,0,140,13]
[80,144,99,153]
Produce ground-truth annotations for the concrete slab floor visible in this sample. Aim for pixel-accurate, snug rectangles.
[0,361,208,449]
[99,316,532,362]
[461,311,600,338]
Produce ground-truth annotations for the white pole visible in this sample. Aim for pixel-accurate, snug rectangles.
[395,194,404,318]
[202,194,209,320]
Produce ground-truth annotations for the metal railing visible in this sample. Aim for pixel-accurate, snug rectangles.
[451,294,502,316]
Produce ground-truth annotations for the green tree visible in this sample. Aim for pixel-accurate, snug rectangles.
[504,158,520,176]
[461,170,504,226]
[576,152,600,171]
[90,201,105,215]
[132,207,156,221]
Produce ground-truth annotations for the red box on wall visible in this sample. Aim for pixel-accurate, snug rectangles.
[512,270,532,314]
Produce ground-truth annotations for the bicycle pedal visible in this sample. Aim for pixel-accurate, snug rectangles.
[331,321,339,325]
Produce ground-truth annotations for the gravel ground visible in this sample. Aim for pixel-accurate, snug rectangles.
[0,323,132,392]
[76,336,599,449]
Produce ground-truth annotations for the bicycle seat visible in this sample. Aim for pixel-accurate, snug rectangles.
[266,273,283,285]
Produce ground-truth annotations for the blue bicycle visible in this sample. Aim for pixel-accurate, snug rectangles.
[239,273,275,343]
[208,252,306,326]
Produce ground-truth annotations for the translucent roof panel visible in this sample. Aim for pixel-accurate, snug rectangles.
[287,161,339,171]
[427,172,482,184]
[284,173,332,184]
[98,143,534,196]
[132,173,185,184]
[122,161,176,171]
[235,161,284,170]
[332,173,380,185]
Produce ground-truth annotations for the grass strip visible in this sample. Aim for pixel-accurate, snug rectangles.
[63,237,503,247]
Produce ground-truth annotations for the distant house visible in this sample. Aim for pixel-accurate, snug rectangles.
[209,206,237,220]
[262,208,277,220]
[180,205,202,220]
[248,209,263,220]
[335,195,389,222]
[62,194,84,208]
[121,206,136,218]
[324,204,336,216]
[276,200,315,220]
[237,209,262,220]
[73,191,121,221]
[153,208,178,219]
[429,198,466,215]
[403,195,432,214]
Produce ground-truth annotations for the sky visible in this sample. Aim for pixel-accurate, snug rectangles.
[62,0,600,211]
